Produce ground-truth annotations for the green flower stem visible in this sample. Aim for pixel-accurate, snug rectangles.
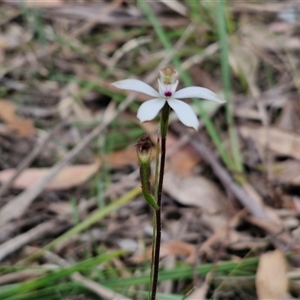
[149,135,160,299]
[151,103,170,300]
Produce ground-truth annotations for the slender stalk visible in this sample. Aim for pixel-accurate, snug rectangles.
[149,134,160,299]
[150,103,170,300]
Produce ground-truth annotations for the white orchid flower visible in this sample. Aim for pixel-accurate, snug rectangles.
[112,67,225,130]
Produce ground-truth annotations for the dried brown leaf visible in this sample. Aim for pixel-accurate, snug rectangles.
[7,120,36,137]
[163,172,267,250]
[48,202,72,215]
[163,172,226,214]
[166,134,200,176]
[256,249,289,300]
[0,161,100,190]
[5,0,63,8]
[0,99,35,136]
[160,240,196,263]
[240,126,300,160]
[0,99,18,123]
[234,107,261,120]
[272,160,300,186]
[131,240,196,264]
[103,148,138,168]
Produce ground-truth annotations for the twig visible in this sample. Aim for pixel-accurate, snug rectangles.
[0,220,58,261]
[190,138,268,218]
[0,269,46,285]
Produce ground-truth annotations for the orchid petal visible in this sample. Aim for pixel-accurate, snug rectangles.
[167,99,199,130]
[137,98,166,122]
[173,87,225,104]
[158,79,164,96]
[112,79,160,97]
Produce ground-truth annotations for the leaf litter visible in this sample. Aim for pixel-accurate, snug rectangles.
[0,1,300,299]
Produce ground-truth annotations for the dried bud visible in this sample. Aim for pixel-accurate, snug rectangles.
[135,134,152,164]
[136,134,158,210]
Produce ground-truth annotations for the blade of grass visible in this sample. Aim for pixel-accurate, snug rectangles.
[69,196,80,225]
[3,282,87,300]
[103,256,258,288]
[216,0,244,175]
